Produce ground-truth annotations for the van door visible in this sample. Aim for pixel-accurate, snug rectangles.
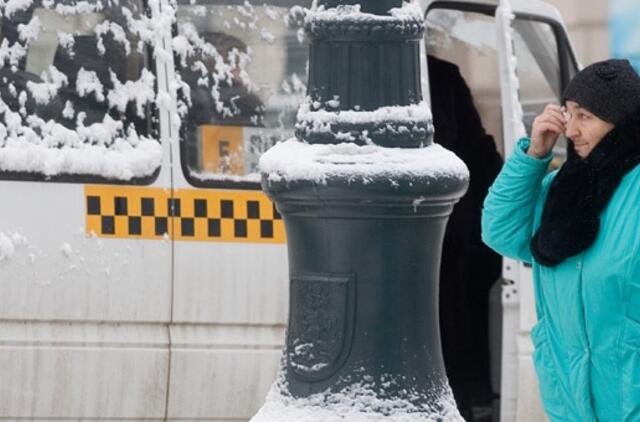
[424,4,506,420]
[0,0,173,418]
[423,1,577,421]
[166,1,310,418]
[495,3,577,421]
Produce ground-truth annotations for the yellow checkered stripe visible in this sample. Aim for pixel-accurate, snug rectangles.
[85,185,285,243]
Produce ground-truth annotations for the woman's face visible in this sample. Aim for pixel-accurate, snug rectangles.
[563,100,615,159]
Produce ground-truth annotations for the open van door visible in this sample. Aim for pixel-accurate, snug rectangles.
[495,1,578,421]
[494,2,532,420]
[423,0,577,420]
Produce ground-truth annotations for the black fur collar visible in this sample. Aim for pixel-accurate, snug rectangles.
[530,112,640,266]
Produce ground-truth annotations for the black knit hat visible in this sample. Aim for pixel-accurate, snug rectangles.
[563,59,640,124]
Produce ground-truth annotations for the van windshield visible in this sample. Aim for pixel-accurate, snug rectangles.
[0,0,159,181]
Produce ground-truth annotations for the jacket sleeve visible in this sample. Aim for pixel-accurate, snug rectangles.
[481,137,554,264]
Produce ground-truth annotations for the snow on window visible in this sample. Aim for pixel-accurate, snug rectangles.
[17,14,40,43]
[56,30,74,54]
[62,99,74,118]
[76,68,105,102]
[26,65,68,104]
[175,0,309,185]
[426,9,497,53]
[94,20,131,56]
[0,0,162,181]
[54,1,102,16]
[106,68,155,117]
[3,0,35,19]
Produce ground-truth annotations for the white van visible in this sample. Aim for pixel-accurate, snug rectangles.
[0,0,576,420]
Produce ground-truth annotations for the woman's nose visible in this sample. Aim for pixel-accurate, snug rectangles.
[565,119,580,138]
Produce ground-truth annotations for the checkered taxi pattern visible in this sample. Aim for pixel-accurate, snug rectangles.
[84,185,285,243]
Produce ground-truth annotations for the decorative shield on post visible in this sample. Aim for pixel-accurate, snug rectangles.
[287,273,356,381]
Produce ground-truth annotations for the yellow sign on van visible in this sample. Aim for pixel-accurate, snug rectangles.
[84,185,285,244]
[200,125,244,175]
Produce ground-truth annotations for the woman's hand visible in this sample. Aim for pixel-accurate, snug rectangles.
[529,104,566,158]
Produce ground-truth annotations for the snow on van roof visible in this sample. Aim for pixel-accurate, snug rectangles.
[259,138,469,185]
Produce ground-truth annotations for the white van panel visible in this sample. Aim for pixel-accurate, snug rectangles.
[0,182,172,321]
[167,324,284,419]
[517,356,548,422]
[514,265,549,422]
[0,321,168,418]
[173,242,288,324]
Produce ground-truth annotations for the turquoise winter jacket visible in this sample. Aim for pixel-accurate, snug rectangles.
[481,137,640,422]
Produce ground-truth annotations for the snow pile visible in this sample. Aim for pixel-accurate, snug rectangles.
[260,138,469,184]
[18,15,41,44]
[191,171,261,183]
[0,231,28,262]
[0,113,162,180]
[27,66,69,105]
[107,68,156,117]
[0,37,28,68]
[94,20,131,56]
[2,0,34,18]
[0,135,162,180]
[54,1,103,16]
[57,31,75,54]
[76,68,105,102]
[306,1,423,24]
[122,0,174,60]
[172,20,254,117]
[251,373,463,422]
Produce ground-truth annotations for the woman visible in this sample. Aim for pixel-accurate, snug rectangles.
[481,58,640,421]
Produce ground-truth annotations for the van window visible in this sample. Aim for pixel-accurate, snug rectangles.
[426,8,504,154]
[512,18,567,167]
[175,0,308,188]
[0,0,159,183]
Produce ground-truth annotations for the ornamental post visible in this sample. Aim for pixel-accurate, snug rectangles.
[253,2,469,419]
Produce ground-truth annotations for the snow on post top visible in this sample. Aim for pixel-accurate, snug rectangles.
[303,1,425,42]
[297,100,433,127]
[317,0,401,16]
[294,100,434,147]
[306,1,423,24]
[301,1,427,146]
[259,138,469,186]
